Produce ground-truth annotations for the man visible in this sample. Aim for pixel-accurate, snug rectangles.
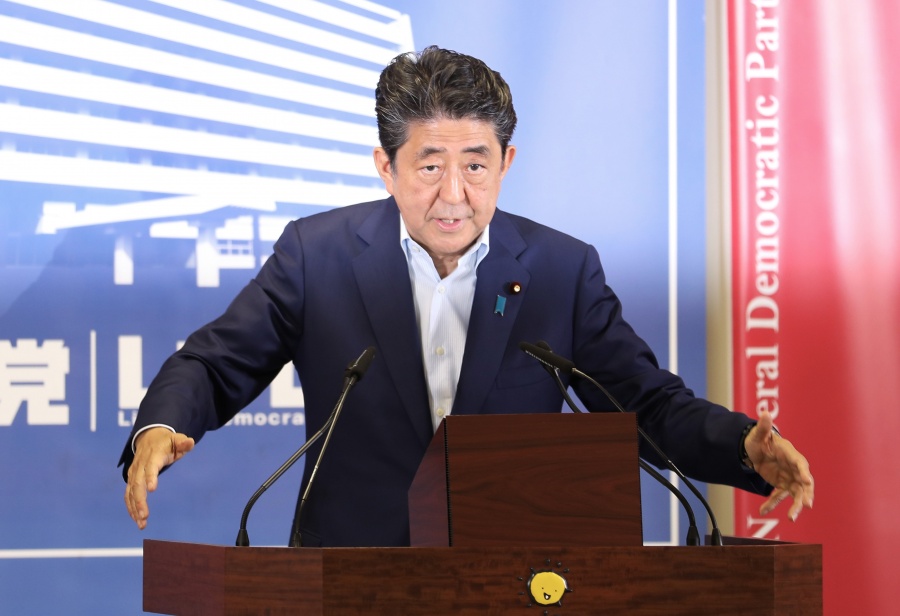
[122,47,813,547]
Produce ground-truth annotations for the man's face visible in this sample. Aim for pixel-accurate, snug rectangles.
[374,117,516,276]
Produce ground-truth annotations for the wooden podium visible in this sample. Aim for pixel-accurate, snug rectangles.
[409,413,642,547]
[143,414,822,614]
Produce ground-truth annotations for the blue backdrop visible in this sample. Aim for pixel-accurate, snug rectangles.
[0,1,708,613]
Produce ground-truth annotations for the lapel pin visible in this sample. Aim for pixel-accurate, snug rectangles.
[508,281,523,294]
[494,295,507,316]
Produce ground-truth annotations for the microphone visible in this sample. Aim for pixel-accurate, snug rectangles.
[522,341,575,373]
[520,341,722,546]
[344,344,376,385]
[234,346,375,547]
[288,346,375,547]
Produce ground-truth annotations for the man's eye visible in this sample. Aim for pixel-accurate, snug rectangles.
[468,164,484,172]
[423,165,439,172]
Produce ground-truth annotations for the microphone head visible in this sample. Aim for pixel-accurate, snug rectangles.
[345,346,376,381]
[518,341,575,374]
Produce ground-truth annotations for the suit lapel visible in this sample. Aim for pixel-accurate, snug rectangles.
[352,201,433,447]
[453,210,529,415]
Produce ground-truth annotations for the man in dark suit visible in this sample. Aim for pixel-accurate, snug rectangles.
[122,47,814,547]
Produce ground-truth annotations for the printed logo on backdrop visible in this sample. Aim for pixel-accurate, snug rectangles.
[0,0,413,431]
[0,339,70,426]
[0,334,306,428]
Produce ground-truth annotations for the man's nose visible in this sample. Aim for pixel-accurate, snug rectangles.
[439,167,464,204]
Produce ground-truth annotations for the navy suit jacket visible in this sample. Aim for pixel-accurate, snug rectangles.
[120,197,768,546]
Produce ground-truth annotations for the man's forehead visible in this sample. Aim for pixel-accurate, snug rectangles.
[404,118,500,154]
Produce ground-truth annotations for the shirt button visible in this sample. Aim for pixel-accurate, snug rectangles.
[435,346,445,356]
[436,408,446,418]
[437,286,445,294]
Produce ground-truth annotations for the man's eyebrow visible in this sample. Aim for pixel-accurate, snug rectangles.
[462,145,491,157]
[414,144,492,160]
[415,146,446,160]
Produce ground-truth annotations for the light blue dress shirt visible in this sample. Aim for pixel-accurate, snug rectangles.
[400,219,490,431]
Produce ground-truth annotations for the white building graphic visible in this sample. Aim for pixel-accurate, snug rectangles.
[0,0,413,286]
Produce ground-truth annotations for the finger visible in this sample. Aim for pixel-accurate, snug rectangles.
[144,458,161,493]
[124,482,137,524]
[786,481,815,521]
[125,464,141,520]
[793,473,815,511]
[133,482,149,529]
[125,455,160,528]
[125,467,150,529]
[759,488,789,516]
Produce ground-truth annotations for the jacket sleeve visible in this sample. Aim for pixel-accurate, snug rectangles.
[569,243,771,494]
[118,221,306,478]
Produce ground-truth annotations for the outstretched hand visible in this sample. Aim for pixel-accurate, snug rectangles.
[744,410,814,521]
[124,427,195,530]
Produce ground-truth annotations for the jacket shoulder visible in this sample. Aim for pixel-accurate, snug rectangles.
[494,209,594,259]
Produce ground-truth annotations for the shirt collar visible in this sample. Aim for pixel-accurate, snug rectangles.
[399,217,491,270]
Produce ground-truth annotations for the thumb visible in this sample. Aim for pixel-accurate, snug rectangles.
[756,409,774,435]
[751,410,778,454]
[744,410,776,469]
[172,434,195,462]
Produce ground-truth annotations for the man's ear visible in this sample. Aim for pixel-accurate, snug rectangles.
[373,147,395,194]
[500,144,517,179]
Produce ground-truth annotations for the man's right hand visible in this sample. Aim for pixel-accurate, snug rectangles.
[124,427,195,530]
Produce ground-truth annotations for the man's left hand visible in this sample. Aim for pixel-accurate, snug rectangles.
[744,410,815,521]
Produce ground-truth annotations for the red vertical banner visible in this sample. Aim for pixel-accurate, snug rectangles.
[728,0,784,540]
[728,1,900,613]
